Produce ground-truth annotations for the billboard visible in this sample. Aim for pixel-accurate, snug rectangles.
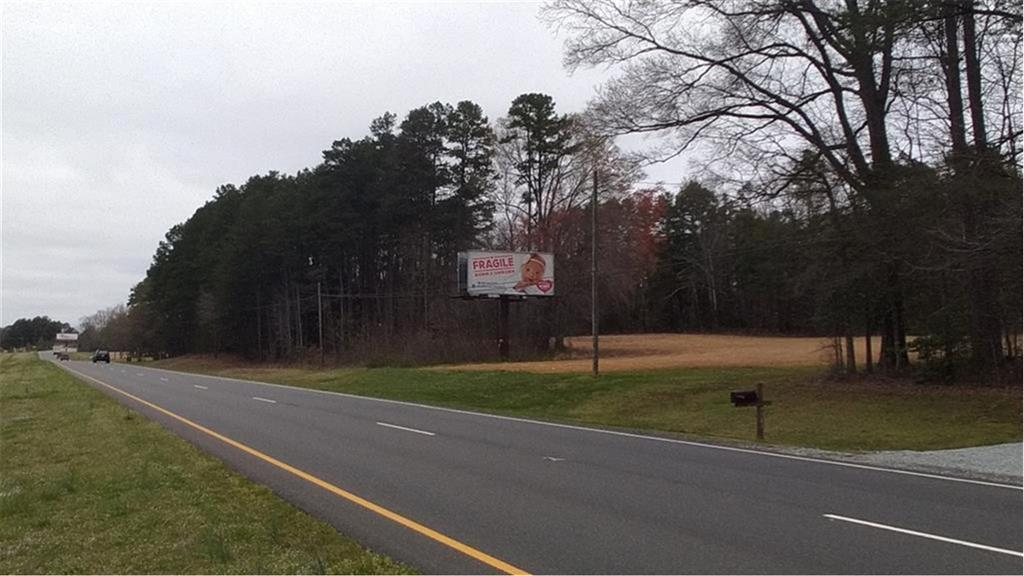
[53,333,78,353]
[459,251,555,297]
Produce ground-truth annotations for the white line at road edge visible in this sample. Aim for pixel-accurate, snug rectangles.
[824,514,1024,558]
[194,385,208,390]
[253,396,277,404]
[99,363,1022,491]
[376,421,436,436]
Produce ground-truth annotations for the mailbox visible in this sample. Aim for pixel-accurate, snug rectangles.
[730,390,760,407]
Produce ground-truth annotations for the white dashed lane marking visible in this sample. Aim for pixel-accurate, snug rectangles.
[376,421,435,436]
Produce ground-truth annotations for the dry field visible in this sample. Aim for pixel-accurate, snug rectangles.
[441,333,883,373]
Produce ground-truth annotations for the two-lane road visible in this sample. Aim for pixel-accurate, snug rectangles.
[54,357,1022,574]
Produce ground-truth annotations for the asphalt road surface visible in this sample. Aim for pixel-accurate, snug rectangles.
[53,357,1022,574]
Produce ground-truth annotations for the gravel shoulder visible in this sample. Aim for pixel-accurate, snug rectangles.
[846,442,1023,485]
[761,441,1023,485]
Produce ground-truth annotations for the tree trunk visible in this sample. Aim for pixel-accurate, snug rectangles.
[967,259,1005,370]
[845,327,856,375]
[961,0,987,150]
[894,279,908,370]
[878,263,909,371]
[959,1,1004,372]
[864,315,873,374]
[880,305,895,370]
[943,5,969,156]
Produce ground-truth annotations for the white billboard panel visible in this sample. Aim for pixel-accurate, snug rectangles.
[55,333,79,341]
[460,251,555,297]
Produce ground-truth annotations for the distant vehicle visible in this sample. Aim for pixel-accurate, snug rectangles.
[57,352,70,361]
[92,350,111,363]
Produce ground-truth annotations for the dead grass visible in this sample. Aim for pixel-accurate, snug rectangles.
[435,333,883,373]
[152,335,884,374]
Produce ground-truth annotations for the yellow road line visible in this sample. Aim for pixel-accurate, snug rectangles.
[67,368,530,575]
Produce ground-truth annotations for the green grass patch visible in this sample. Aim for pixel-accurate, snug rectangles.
[0,353,412,574]
[144,359,1022,452]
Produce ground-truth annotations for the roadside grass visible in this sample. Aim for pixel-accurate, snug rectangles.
[141,357,1021,452]
[0,353,412,574]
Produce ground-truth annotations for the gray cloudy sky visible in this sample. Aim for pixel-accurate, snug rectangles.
[2,1,682,327]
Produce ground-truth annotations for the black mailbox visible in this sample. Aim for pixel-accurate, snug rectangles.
[730,390,760,407]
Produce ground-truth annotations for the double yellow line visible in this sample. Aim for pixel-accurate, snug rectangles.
[67,368,529,575]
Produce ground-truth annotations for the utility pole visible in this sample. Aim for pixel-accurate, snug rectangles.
[317,281,324,368]
[592,169,600,377]
[499,296,510,361]
[256,291,262,360]
[296,286,303,349]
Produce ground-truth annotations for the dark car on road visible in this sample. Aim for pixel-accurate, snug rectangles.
[92,350,111,363]
[56,352,70,361]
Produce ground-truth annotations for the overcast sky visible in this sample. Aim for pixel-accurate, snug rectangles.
[2,1,685,327]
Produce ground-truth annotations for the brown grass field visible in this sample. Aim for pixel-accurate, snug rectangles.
[440,333,884,373]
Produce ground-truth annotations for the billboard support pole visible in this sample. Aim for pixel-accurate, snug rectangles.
[592,169,600,377]
[499,296,510,361]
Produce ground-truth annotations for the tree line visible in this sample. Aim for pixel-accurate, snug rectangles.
[62,1,1021,382]
[0,317,74,351]
[544,0,1022,380]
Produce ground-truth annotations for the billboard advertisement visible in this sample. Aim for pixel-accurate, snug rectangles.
[459,251,555,297]
[53,333,78,353]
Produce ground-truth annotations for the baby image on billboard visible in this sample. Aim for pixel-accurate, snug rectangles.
[461,251,555,297]
[514,253,549,291]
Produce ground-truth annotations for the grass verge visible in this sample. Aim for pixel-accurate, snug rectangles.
[141,356,1021,452]
[0,353,412,574]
